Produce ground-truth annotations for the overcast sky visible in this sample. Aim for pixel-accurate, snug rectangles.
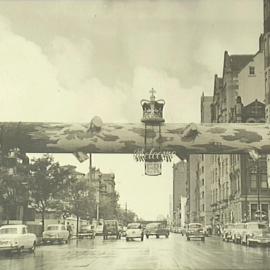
[0,0,263,219]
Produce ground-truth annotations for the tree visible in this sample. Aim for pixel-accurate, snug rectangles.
[116,207,137,225]
[99,191,119,220]
[66,179,96,236]
[0,149,30,224]
[29,155,75,232]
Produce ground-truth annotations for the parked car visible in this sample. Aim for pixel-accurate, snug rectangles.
[231,223,246,244]
[240,222,270,246]
[126,223,144,241]
[186,223,205,241]
[222,224,235,242]
[0,224,37,253]
[145,223,169,239]
[103,220,121,240]
[42,224,69,244]
[78,224,96,239]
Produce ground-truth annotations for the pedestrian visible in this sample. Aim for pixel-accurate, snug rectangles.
[67,222,72,239]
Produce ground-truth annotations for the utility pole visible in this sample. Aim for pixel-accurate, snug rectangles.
[256,160,261,222]
[89,153,92,184]
[96,185,100,221]
[125,202,128,225]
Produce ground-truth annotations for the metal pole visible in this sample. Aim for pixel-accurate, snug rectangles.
[96,203,99,221]
[96,179,100,221]
[89,153,92,184]
[256,160,261,222]
[125,202,128,225]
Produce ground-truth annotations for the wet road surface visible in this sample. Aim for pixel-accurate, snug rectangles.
[1,233,270,270]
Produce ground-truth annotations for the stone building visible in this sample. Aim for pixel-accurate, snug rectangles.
[197,94,213,226]
[186,155,200,224]
[209,39,270,226]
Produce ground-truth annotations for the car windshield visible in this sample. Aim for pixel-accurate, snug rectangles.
[0,228,18,234]
[127,224,140,229]
[47,226,59,231]
[189,224,202,229]
[146,223,159,228]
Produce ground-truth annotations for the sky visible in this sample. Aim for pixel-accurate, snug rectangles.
[0,0,264,219]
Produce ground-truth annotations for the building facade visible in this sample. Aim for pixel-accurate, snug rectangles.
[172,161,187,226]
[209,40,270,227]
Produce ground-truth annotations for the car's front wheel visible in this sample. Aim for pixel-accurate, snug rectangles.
[126,237,129,242]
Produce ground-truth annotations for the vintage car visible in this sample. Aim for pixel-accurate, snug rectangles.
[42,224,69,244]
[231,223,246,244]
[126,223,144,241]
[78,224,96,239]
[103,220,121,240]
[222,224,235,242]
[186,223,205,241]
[240,222,270,246]
[0,224,37,253]
[145,223,169,238]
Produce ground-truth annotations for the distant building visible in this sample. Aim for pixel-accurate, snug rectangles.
[201,93,213,123]
[198,94,213,226]
[186,155,200,224]
[172,161,187,226]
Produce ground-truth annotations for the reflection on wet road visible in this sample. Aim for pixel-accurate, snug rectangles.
[1,234,270,270]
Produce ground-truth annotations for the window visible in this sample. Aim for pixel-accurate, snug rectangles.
[249,66,255,75]
[262,204,269,220]
[251,204,258,221]
[250,174,257,189]
[261,174,268,188]
[202,179,204,186]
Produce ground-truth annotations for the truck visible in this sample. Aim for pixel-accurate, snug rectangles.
[103,220,121,240]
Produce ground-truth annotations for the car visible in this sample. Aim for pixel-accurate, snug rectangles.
[0,224,37,253]
[231,223,246,244]
[42,224,69,244]
[186,223,205,241]
[145,223,169,238]
[240,222,270,246]
[222,224,235,242]
[103,220,121,240]
[78,224,96,239]
[126,223,144,241]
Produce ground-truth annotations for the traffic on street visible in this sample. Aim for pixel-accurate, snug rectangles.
[1,233,270,270]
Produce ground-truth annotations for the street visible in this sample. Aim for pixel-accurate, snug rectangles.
[1,234,270,270]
